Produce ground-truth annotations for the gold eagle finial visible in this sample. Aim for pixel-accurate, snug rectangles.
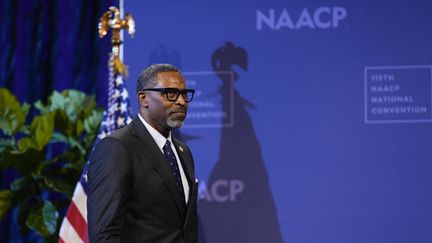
[98,6,135,76]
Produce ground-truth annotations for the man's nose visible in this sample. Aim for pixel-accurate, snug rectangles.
[176,94,187,106]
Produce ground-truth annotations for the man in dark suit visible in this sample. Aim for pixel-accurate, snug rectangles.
[87,64,198,243]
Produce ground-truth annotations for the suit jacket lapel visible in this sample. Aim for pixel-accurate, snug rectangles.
[129,118,186,218]
[173,140,194,186]
[173,138,197,225]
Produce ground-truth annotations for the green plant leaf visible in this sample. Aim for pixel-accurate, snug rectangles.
[0,89,103,237]
[63,90,87,108]
[0,88,26,135]
[42,200,58,235]
[44,176,74,198]
[76,119,84,137]
[49,90,95,136]
[64,160,87,170]
[50,132,69,144]
[84,109,103,133]
[26,200,58,236]
[48,91,66,111]
[26,206,46,235]
[17,112,54,151]
[10,177,29,191]
[51,132,85,155]
[81,94,98,117]
[22,103,31,117]
[32,113,55,149]
[34,100,49,114]
[16,137,37,151]
[0,149,44,174]
[0,138,15,153]
[0,190,14,220]
[53,109,74,135]
[57,90,86,122]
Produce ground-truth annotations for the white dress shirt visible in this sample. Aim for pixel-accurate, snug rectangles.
[138,113,190,203]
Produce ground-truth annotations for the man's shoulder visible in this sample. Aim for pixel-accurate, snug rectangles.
[102,118,148,145]
[93,125,132,152]
[108,124,131,140]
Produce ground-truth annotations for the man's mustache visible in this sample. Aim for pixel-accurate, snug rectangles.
[170,109,187,113]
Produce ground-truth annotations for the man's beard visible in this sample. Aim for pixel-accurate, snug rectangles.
[167,118,184,129]
[167,108,187,129]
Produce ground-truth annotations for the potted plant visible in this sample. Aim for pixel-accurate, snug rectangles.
[0,88,103,241]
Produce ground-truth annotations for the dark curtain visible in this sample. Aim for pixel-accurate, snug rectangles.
[0,0,115,241]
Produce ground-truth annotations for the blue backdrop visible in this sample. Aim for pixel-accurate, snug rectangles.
[123,0,432,242]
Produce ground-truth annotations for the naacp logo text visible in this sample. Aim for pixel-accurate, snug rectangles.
[256,7,347,30]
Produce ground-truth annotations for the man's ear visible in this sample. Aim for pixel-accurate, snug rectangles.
[138,91,148,108]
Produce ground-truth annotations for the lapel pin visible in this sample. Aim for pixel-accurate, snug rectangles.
[179,146,184,152]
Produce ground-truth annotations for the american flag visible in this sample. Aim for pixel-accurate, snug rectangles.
[58,56,133,243]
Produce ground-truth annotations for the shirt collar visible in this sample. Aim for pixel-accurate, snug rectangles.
[138,113,172,152]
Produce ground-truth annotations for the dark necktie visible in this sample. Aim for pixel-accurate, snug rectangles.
[163,140,186,209]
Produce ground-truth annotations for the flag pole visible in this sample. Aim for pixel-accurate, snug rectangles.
[58,2,134,242]
[119,0,124,62]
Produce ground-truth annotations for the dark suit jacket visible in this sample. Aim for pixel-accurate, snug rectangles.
[87,117,198,243]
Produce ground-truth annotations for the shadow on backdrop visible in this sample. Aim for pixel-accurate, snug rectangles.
[147,45,207,242]
[148,44,183,70]
[198,42,283,243]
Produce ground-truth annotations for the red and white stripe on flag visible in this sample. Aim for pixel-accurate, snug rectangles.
[58,57,133,242]
[59,182,88,243]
